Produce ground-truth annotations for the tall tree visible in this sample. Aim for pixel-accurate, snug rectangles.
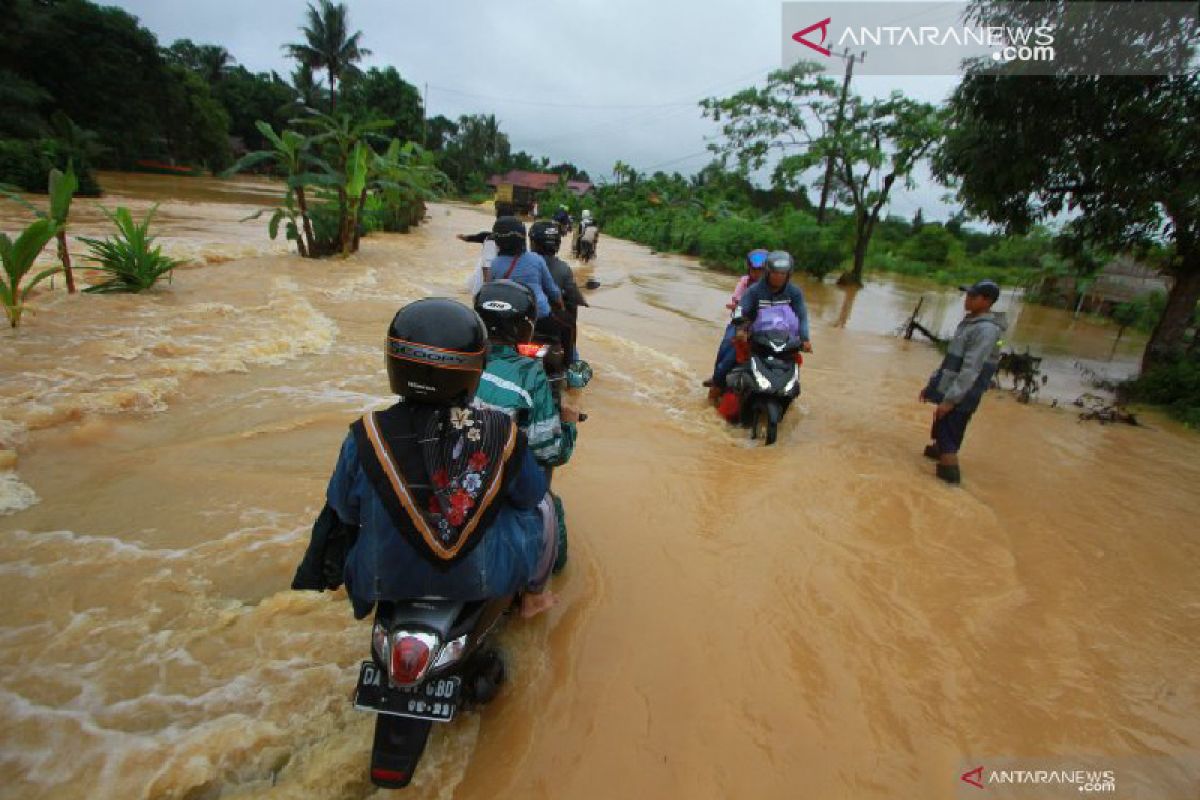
[165,39,236,83]
[339,67,423,143]
[284,0,370,113]
[937,2,1199,372]
[704,64,943,285]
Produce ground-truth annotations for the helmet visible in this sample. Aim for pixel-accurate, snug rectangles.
[474,280,536,344]
[765,250,794,282]
[386,298,488,405]
[559,204,568,210]
[746,249,769,273]
[529,220,562,256]
[492,216,526,256]
[581,209,592,221]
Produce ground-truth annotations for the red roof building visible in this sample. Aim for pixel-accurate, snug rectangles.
[487,170,593,196]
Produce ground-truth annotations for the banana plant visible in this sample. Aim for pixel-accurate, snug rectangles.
[1,163,79,292]
[224,122,319,257]
[0,218,60,328]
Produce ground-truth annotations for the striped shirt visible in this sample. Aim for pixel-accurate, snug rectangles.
[472,345,565,465]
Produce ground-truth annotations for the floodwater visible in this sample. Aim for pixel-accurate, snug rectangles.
[2,173,1198,800]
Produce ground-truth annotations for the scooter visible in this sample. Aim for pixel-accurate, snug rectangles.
[354,596,513,789]
[726,330,802,445]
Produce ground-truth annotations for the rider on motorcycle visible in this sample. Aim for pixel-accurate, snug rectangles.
[473,280,576,469]
[711,251,812,391]
[291,299,556,618]
[530,220,588,361]
[574,209,599,259]
[705,249,768,398]
[553,204,572,233]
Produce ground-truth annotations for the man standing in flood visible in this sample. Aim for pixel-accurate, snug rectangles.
[919,280,1007,485]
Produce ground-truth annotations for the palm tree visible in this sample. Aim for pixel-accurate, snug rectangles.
[284,0,371,113]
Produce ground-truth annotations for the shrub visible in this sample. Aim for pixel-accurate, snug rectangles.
[77,206,180,293]
[1124,355,1200,427]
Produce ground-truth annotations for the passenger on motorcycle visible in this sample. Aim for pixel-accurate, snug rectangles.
[472,280,576,470]
[705,249,768,398]
[488,215,574,362]
[530,220,588,362]
[291,299,557,618]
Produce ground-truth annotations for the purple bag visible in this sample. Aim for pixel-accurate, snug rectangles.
[750,304,800,337]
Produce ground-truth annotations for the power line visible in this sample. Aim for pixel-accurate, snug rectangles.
[427,84,696,110]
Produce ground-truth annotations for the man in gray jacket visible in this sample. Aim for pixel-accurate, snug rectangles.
[919,280,1007,485]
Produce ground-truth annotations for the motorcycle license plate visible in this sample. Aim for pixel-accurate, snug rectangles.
[353,661,461,722]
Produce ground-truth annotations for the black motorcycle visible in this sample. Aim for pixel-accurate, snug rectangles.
[354,596,513,789]
[726,330,802,445]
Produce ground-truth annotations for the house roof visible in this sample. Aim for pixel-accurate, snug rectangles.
[487,170,594,195]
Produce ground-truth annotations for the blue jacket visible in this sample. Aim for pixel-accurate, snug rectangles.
[738,280,811,342]
[326,430,547,617]
[489,251,562,318]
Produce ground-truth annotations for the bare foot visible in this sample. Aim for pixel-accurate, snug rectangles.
[519,591,558,618]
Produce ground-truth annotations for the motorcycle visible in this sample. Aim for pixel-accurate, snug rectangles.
[354,596,514,789]
[725,330,802,445]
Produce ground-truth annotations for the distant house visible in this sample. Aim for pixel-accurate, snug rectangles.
[487,170,594,215]
[1037,256,1171,313]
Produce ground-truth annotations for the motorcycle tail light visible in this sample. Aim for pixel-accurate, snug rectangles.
[389,632,437,686]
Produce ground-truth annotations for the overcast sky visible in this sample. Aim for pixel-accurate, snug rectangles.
[109,0,964,220]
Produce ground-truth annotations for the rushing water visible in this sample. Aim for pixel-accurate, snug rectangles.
[1,174,1198,799]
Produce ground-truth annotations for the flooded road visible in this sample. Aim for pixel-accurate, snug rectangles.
[2,174,1199,799]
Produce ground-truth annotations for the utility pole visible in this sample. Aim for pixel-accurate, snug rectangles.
[817,49,865,225]
[422,82,429,147]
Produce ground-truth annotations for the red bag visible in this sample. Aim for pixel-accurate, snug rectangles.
[717,391,741,422]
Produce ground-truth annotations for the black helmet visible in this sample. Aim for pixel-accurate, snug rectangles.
[386,298,488,405]
[765,250,794,282]
[529,220,561,256]
[474,280,536,344]
[492,216,526,256]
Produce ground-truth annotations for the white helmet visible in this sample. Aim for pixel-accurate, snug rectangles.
[581,209,592,220]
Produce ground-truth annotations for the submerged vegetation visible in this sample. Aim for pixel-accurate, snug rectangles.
[77,206,180,294]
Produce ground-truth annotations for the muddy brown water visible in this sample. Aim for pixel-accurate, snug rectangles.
[2,174,1198,799]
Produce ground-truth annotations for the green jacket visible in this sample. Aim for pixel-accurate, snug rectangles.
[473,345,574,466]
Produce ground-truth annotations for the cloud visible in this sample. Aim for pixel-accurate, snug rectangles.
[109,0,964,219]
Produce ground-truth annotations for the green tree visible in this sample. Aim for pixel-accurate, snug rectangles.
[164,39,236,83]
[703,63,944,285]
[285,0,371,113]
[340,67,423,143]
[937,2,1198,372]
[424,115,457,152]
[162,65,233,171]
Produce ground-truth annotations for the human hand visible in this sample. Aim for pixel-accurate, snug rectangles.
[919,388,927,403]
[560,406,581,423]
[801,341,813,353]
[934,401,954,420]
[456,234,468,241]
